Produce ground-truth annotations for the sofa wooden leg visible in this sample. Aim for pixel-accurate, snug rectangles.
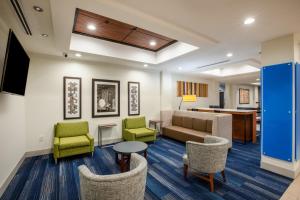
[221,170,226,182]
[183,164,188,179]
[209,173,214,192]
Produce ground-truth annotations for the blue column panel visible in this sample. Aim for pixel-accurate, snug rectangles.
[296,63,300,160]
[262,62,293,162]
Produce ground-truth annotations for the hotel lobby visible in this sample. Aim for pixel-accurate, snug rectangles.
[0,0,300,200]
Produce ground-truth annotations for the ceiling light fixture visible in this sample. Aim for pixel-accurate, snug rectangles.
[87,24,96,31]
[256,78,260,81]
[75,53,82,57]
[40,33,48,37]
[244,17,255,25]
[178,67,183,70]
[226,53,233,57]
[33,6,43,12]
[149,40,157,46]
[143,64,148,67]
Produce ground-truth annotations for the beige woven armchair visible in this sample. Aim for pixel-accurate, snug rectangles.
[78,153,147,200]
[183,135,229,192]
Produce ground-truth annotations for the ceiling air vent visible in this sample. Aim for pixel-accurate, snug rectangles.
[10,0,32,35]
[196,59,230,69]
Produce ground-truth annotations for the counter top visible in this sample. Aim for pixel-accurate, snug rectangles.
[192,107,257,113]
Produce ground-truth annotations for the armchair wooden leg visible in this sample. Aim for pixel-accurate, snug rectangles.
[209,173,214,192]
[183,164,188,179]
[221,170,226,182]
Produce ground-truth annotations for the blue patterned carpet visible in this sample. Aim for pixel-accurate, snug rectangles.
[1,137,292,200]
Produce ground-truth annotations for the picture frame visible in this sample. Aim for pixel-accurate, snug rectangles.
[63,76,81,119]
[239,88,250,104]
[128,82,140,116]
[92,79,120,118]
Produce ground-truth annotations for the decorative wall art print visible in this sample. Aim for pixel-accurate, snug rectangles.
[239,88,250,104]
[128,82,140,116]
[92,79,120,118]
[63,77,81,119]
[177,81,208,97]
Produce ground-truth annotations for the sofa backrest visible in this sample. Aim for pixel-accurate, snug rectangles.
[55,121,89,138]
[161,110,233,148]
[172,115,213,133]
[124,116,146,129]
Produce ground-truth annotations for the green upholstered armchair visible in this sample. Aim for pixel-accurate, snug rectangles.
[122,116,156,142]
[53,121,94,164]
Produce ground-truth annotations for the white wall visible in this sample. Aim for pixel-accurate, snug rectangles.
[231,84,257,108]
[0,18,26,192]
[160,73,219,110]
[25,54,161,151]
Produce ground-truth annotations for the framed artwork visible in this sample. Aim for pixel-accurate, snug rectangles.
[128,82,140,116]
[239,88,250,104]
[92,79,120,118]
[63,77,81,119]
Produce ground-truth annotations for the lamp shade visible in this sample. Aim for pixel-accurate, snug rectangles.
[182,95,197,102]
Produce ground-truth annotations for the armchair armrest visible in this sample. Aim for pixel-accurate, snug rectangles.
[146,127,157,135]
[53,137,60,160]
[123,129,136,141]
[86,133,94,152]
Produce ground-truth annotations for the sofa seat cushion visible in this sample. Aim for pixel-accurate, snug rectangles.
[163,126,208,143]
[59,136,90,150]
[165,126,208,137]
[127,128,154,138]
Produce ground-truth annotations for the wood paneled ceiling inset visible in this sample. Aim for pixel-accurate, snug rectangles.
[72,8,177,52]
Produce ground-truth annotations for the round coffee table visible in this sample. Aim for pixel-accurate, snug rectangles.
[113,141,148,172]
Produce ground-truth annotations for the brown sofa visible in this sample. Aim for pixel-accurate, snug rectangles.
[163,115,213,143]
[161,110,232,148]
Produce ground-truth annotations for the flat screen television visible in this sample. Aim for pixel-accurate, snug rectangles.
[0,30,30,96]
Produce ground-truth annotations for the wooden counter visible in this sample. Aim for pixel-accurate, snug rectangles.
[188,108,257,143]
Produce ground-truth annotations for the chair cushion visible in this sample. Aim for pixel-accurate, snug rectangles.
[126,117,146,129]
[127,128,155,138]
[183,154,188,165]
[172,116,183,126]
[56,121,89,137]
[192,118,207,132]
[206,120,213,133]
[59,136,90,150]
[182,117,193,129]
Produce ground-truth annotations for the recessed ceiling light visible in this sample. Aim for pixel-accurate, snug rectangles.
[178,67,183,70]
[87,24,96,31]
[75,53,82,57]
[149,40,157,46]
[143,64,148,67]
[33,6,43,12]
[226,53,233,57]
[40,33,48,37]
[244,17,255,25]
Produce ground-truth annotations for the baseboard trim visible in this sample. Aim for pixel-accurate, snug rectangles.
[0,153,26,197]
[25,148,52,157]
[261,155,300,179]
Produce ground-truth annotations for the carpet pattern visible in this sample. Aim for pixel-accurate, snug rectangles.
[1,137,292,200]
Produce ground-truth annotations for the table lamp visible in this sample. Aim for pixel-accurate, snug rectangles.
[179,95,197,110]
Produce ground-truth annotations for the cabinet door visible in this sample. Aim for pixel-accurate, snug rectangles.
[262,63,293,162]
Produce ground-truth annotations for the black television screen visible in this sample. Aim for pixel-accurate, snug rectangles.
[0,30,30,96]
